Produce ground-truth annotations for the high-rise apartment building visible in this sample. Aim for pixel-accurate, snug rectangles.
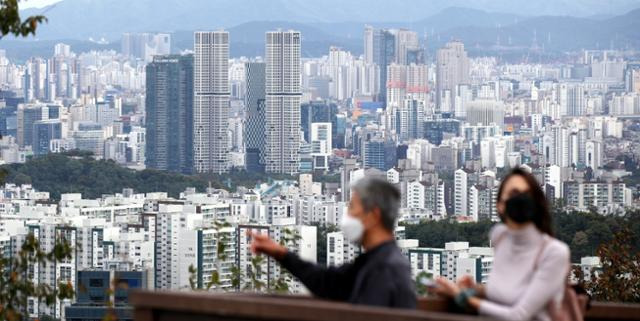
[244,62,266,172]
[394,29,419,66]
[145,55,194,174]
[436,41,470,113]
[194,31,230,174]
[264,30,302,174]
[121,33,171,62]
[364,25,375,65]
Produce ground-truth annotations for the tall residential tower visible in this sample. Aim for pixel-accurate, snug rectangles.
[264,30,302,174]
[436,40,470,113]
[193,31,230,173]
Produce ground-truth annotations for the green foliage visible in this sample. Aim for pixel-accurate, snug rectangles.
[312,172,340,184]
[243,255,266,292]
[415,271,433,297]
[187,221,235,292]
[0,234,74,321]
[553,210,640,261]
[187,225,300,294]
[270,227,302,294]
[576,228,640,303]
[1,153,308,200]
[314,223,338,266]
[198,168,294,191]
[405,210,640,262]
[0,0,47,39]
[404,219,494,248]
[188,265,197,291]
[1,153,218,200]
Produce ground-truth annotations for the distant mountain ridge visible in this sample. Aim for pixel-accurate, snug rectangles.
[2,3,639,61]
[17,0,640,40]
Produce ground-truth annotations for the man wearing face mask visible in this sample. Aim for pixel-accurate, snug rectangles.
[249,177,416,309]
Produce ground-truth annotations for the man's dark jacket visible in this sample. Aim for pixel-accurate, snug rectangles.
[278,240,417,309]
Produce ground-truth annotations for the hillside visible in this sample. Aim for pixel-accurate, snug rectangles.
[1,152,213,200]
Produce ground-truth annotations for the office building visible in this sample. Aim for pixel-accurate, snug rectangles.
[65,270,147,321]
[363,136,396,171]
[145,55,194,174]
[32,119,61,155]
[244,62,266,172]
[17,104,45,147]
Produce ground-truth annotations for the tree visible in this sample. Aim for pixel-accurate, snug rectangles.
[571,231,589,249]
[0,234,75,320]
[583,228,640,302]
[0,0,47,39]
[188,221,237,292]
[315,223,338,266]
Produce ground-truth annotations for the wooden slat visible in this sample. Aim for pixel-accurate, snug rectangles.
[130,291,640,321]
[585,301,640,321]
[133,307,154,321]
[130,291,488,321]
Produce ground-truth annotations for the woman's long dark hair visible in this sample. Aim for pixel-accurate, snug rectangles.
[497,168,553,236]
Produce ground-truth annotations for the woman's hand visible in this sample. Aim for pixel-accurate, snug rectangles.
[457,275,475,289]
[430,277,461,298]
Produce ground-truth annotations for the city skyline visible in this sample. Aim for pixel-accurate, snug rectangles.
[0,1,639,319]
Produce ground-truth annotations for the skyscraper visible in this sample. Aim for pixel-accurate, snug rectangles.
[394,29,419,66]
[375,30,396,106]
[363,136,396,171]
[121,33,171,62]
[32,119,61,156]
[300,100,337,143]
[244,62,266,173]
[264,30,302,174]
[17,104,45,147]
[436,41,470,113]
[145,55,194,174]
[364,25,375,65]
[194,31,230,174]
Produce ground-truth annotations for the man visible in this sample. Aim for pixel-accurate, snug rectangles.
[250,177,416,309]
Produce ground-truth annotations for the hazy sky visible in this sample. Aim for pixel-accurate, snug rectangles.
[22,0,61,9]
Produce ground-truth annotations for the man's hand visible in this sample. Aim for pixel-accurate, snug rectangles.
[249,231,288,260]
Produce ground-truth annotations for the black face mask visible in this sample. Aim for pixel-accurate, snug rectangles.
[504,193,536,223]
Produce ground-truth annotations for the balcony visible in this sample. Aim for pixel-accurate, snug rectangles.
[130,291,640,321]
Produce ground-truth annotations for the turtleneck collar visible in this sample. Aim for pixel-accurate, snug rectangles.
[506,223,543,247]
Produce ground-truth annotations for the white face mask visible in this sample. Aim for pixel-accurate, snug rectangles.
[340,213,365,244]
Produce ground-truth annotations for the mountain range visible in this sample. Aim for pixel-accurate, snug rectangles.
[1,1,639,61]
[16,0,640,40]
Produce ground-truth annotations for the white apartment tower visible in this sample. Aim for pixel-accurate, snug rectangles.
[194,31,230,173]
[436,41,469,112]
[264,30,302,174]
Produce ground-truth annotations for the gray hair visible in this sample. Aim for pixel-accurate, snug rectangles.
[351,177,400,231]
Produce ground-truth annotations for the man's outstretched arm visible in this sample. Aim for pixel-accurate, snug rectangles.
[250,231,353,300]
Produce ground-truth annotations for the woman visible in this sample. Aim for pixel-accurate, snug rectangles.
[434,168,571,321]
